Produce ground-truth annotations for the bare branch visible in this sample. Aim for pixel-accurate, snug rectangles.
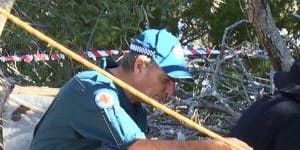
[221,19,250,49]
[292,12,300,22]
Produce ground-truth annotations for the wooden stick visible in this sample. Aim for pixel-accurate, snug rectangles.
[12,85,59,96]
[0,7,246,150]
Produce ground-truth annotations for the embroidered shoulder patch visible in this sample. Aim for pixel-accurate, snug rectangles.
[95,91,114,108]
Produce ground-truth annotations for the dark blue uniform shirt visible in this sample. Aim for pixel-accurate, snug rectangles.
[30,64,148,150]
[228,93,300,150]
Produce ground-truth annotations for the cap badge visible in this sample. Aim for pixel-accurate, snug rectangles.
[172,45,184,59]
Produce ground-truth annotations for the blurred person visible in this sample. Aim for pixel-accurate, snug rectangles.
[228,59,300,150]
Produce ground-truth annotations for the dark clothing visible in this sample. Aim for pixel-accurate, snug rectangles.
[30,63,147,150]
[228,93,300,150]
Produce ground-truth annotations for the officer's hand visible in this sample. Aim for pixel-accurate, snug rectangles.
[206,137,253,150]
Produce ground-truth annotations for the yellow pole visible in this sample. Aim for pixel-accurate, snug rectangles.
[0,7,245,150]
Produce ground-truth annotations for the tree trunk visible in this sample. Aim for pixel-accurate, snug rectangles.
[0,71,13,149]
[0,0,15,37]
[0,71,13,118]
[244,0,294,71]
[0,1,16,148]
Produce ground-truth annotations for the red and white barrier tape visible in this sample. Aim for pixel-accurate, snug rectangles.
[0,49,121,63]
[0,48,264,63]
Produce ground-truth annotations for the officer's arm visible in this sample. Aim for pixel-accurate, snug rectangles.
[128,138,252,150]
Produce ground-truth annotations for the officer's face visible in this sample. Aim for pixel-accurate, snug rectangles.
[140,63,176,103]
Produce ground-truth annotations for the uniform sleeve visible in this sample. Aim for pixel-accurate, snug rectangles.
[94,88,146,148]
[274,115,300,150]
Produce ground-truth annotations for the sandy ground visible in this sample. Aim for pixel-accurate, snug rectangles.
[3,94,53,150]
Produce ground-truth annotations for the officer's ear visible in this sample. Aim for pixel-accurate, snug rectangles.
[133,55,151,74]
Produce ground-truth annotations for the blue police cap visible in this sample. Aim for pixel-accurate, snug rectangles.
[129,29,192,79]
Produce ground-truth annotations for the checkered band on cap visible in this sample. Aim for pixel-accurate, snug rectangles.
[129,43,156,57]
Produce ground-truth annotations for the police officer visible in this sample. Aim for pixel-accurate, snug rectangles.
[30,29,251,150]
